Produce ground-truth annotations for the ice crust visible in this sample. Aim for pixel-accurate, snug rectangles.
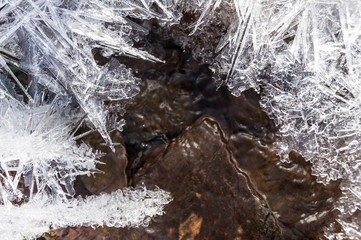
[1,0,361,239]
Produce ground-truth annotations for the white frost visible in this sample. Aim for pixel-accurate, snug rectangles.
[0,186,172,240]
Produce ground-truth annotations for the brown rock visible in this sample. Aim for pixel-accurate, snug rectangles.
[229,132,341,239]
[45,116,281,240]
[129,116,281,239]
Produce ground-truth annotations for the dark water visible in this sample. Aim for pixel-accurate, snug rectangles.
[42,28,341,240]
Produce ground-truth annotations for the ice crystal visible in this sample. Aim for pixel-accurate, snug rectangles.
[0,85,99,204]
[0,0,181,150]
[0,186,171,240]
[188,0,361,238]
[0,82,172,238]
[0,0,175,238]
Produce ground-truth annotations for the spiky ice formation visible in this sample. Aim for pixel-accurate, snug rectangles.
[0,83,172,239]
[0,1,176,238]
[0,0,182,149]
[189,0,361,238]
[0,85,99,204]
[0,186,172,240]
[1,0,361,238]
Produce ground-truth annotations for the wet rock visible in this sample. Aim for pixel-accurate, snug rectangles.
[119,33,276,177]
[125,136,167,182]
[44,227,123,240]
[229,133,341,239]
[129,116,281,239]
[226,89,276,141]
[46,117,281,240]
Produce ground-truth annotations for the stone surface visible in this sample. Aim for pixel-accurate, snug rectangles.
[229,132,341,239]
[129,116,281,239]
[44,117,281,240]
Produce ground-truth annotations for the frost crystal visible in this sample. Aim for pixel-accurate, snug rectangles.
[0,80,172,239]
[0,0,175,238]
[0,186,171,240]
[0,0,180,150]
[0,87,99,204]
[188,0,361,238]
